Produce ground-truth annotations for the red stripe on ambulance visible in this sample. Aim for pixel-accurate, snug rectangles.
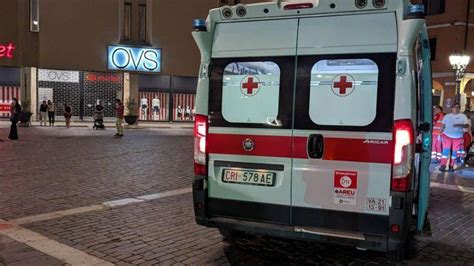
[208,134,392,164]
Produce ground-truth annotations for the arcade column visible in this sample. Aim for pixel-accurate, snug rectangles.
[123,72,140,123]
[20,67,37,122]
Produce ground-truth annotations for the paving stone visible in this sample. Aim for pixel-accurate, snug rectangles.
[1,128,473,264]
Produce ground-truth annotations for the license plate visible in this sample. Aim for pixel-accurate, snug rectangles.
[222,169,275,187]
[365,197,387,212]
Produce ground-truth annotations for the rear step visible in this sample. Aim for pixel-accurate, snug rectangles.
[295,226,366,240]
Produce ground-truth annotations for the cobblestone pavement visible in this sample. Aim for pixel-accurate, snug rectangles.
[0,126,192,220]
[0,127,473,265]
[0,235,64,266]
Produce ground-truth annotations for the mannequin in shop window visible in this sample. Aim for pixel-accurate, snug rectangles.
[152,96,160,120]
[140,97,148,120]
[176,105,183,120]
[185,106,191,120]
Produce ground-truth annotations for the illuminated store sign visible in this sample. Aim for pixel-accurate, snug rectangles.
[108,45,161,73]
[85,73,121,83]
[0,43,16,58]
[38,69,80,83]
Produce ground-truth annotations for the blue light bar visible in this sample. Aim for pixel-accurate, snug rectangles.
[408,4,425,14]
[193,19,207,32]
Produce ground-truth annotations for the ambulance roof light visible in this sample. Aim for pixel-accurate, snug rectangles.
[192,19,207,32]
[406,4,425,19]
[372,0,385,8]
[355,0,367,9]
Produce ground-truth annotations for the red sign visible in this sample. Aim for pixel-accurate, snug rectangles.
[334,171,358,189]
[0,104,11,112]
[332,74,355,97]
[0,43,16,59]
[334,170,358,205]
[86,73,121,83]
[241,76,260,96]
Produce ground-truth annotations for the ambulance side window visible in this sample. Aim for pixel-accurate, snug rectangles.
[309,59,379,127]
[221,62,281,124]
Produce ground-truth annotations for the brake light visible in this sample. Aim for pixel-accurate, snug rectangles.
[392,119,414,192]
[283,3,314,10]
[194,115,208,175]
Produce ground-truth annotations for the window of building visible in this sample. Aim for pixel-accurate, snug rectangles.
[423,0,445,16]
[139,4,147,42]
[124,2,132,40]
[30,0,39,32]
[429,38,437,60]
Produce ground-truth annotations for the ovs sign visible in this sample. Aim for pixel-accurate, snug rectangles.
[108,45,161,73]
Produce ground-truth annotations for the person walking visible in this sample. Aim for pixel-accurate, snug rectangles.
[115,99,124,137]
[431,105,445,164]
[47,100,55,126]
[439,103,469,172]
[64,103,72,128]
[39,100,48,126]
[8,98,21,140]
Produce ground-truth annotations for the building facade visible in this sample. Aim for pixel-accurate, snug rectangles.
[0,0,219,122]
[420,0,474,110]
[1,0,473,121]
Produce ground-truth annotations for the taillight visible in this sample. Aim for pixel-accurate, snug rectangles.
[283,3,314,10]
[194,114,208,175]
[392,119,414,192]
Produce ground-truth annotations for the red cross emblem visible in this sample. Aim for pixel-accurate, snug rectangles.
[241,76,260,96]
[332,74,355,97]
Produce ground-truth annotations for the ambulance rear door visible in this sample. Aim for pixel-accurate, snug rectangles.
[291,13,398,236]
[206,19,298,225]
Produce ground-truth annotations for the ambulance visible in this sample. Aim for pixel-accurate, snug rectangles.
[192,0,433,260]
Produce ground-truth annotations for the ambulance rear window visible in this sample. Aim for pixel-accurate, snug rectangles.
[221,62,281,124]
[309,59,379,127]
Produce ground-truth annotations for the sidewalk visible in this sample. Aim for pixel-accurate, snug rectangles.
[0,119,193,130]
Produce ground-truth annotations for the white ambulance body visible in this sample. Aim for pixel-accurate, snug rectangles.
[192,0,433,260]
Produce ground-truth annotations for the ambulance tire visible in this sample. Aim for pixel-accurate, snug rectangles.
[218,228,242,240]
[387,233,416,261]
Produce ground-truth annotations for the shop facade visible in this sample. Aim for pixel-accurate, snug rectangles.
[138,75,197,122]
[0,67,21,118]
[37,69,123,119]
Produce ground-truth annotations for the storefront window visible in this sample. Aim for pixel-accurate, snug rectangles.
[0,86,21,118]
[139,91,169,121]
[173,93,196,121]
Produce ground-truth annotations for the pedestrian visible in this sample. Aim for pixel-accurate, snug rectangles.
[8,98,21,140]
[39,100,48,126]
[431,105,445,164]
[439,103,469,172]
[115,99,124,137]
[47,100,55,126]
[64,103,72,128]
[462,110,472,164]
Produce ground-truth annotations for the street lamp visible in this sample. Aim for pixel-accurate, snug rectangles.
[449,53,471,103]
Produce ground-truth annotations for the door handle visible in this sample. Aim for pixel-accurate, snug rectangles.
[308,134,324,159]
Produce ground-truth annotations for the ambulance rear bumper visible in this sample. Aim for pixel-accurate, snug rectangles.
[192,175,405,252]
[201,216,389,252]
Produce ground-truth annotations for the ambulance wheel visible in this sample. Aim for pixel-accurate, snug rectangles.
[218,228,240,239]
[387,234,416,261]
